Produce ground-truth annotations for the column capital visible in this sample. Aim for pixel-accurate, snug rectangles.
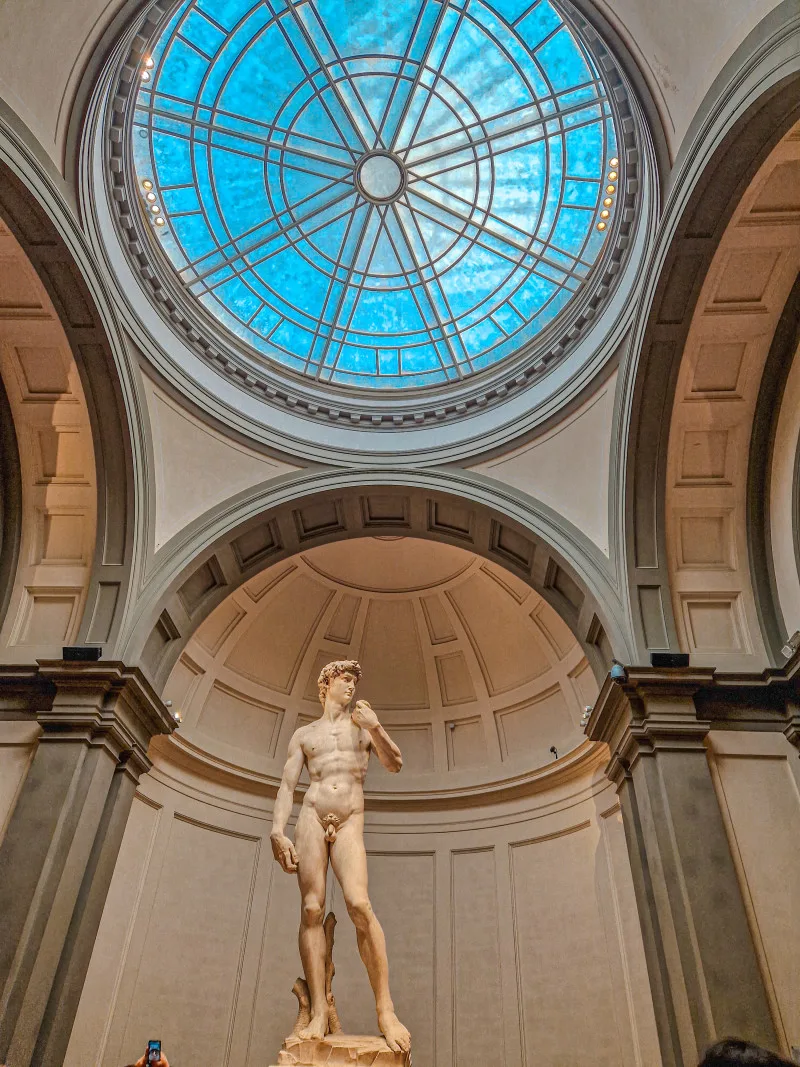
[587,668,712,785]
[587,657,800,786]
[0,660,175,778]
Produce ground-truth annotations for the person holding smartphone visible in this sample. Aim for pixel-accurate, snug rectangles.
[124,1041,169,1067]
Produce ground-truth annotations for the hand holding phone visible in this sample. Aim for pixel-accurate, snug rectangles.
[146,1039,161,1064]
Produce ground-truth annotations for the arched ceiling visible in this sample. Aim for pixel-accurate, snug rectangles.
[665,120,800,668]
[163,537,597,794]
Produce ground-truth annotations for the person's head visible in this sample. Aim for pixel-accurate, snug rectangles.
[317,660,362,707]
[699,1039,796,1067]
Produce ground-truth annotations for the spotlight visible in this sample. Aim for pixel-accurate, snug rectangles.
[781,630,800,659]
[549,746,558,759]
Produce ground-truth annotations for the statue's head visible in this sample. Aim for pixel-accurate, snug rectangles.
[317,660,362,706]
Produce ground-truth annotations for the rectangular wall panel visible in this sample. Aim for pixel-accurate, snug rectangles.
[452,848,505,1067]
[510,824,624,1065]
[329,851,436,1065]
[713,738,800,1050]
[119,815,259,1067]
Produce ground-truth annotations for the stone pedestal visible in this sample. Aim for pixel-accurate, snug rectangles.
[274,1033,410,1067]
[0,661,175,1067]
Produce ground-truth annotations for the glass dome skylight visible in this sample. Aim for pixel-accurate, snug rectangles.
[132,0,619,390]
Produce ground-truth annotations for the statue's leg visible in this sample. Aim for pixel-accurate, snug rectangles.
[295,807,329,1040]
[330,815,410,1054]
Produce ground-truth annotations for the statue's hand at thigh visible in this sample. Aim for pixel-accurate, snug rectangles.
[271,730,305,874]
[271,832,298,873]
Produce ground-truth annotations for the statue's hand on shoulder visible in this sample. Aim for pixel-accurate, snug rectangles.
[270,832,298,873]
[352,699,379,730]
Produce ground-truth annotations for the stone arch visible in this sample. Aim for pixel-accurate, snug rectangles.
[122,470,631,690]
[621,10,800,663]
[662,122,800,669]
[0,155,136,655]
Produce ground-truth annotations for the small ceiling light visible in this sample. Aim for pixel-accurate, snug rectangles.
[603,197,613,206]
[142,179,153,190]
[145,57,155,69]
[597,221,606,231]
[600,209,610,218]
[608,170,618,181]
[146,191,156,202]
[141,70,150,81]
[155,217,166,226]
[150,203,160,213]
[610,157,619,167]
[606,184,615,194]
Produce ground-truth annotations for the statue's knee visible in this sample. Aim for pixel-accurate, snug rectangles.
[302,898,324,926]
[346,897,373,929]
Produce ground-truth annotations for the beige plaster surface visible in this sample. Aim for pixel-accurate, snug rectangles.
[65,738,660,1067]
[0,0,785,170]
[142,375,301,551]
[708,731,800,1053]
[470,370,616,556]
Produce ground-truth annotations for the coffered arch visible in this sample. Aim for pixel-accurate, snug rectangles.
[122,470,631,691]
[0,152,138,656]
[620,17,800,663]
[664,121,800,668]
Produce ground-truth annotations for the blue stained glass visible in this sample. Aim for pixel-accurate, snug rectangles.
[135,0,618,389]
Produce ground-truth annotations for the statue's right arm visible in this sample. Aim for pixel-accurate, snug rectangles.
[270,731,305,873]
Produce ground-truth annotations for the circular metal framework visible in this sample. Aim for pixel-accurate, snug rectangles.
[127,0,624,392]
[103,0,642,431]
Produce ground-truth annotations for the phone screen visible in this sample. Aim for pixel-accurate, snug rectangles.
[147,1039,161,1063]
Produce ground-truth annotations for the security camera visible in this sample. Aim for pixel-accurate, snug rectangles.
[610,660,627,683]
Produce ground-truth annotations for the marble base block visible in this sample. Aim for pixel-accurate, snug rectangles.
[273,1033,410,1067]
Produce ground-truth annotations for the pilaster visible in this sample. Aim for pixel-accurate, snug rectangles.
[588,661,800,1066]
[0,661,175,1067]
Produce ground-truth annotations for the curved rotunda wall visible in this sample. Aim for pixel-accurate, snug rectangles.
[163,537,598,788]
[66,542,660,1067]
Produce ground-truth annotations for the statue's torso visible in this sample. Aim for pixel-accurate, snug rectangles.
[299,717,370,823]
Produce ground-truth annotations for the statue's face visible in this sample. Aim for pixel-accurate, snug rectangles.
[326,671,358,705]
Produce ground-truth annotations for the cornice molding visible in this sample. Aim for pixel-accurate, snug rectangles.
[587,651,800,783]
[0,660,176,777]
[153,730,607,813]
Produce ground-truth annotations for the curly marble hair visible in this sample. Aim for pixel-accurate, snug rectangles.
[317,660,362,705]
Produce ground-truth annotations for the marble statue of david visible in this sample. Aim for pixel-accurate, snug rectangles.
[270,660,411,1055]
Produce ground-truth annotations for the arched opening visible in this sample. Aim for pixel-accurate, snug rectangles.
[125,477,631,691]
[623,71,800,662]
[0,158,136,657]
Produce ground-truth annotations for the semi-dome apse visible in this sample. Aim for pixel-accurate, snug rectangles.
[132,0,620,390]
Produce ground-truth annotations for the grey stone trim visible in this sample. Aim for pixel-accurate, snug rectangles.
[118,467,633,689]
[0,368,21,632]
[748,272,800,662]
[0,660,175,1067]
[616,1,800,661]
[88,0,654,453]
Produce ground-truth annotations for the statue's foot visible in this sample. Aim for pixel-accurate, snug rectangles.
[378,1010,411,1054]
[297,1010,328,1041]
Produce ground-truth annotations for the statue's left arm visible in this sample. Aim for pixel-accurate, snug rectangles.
[352,701,403,773]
